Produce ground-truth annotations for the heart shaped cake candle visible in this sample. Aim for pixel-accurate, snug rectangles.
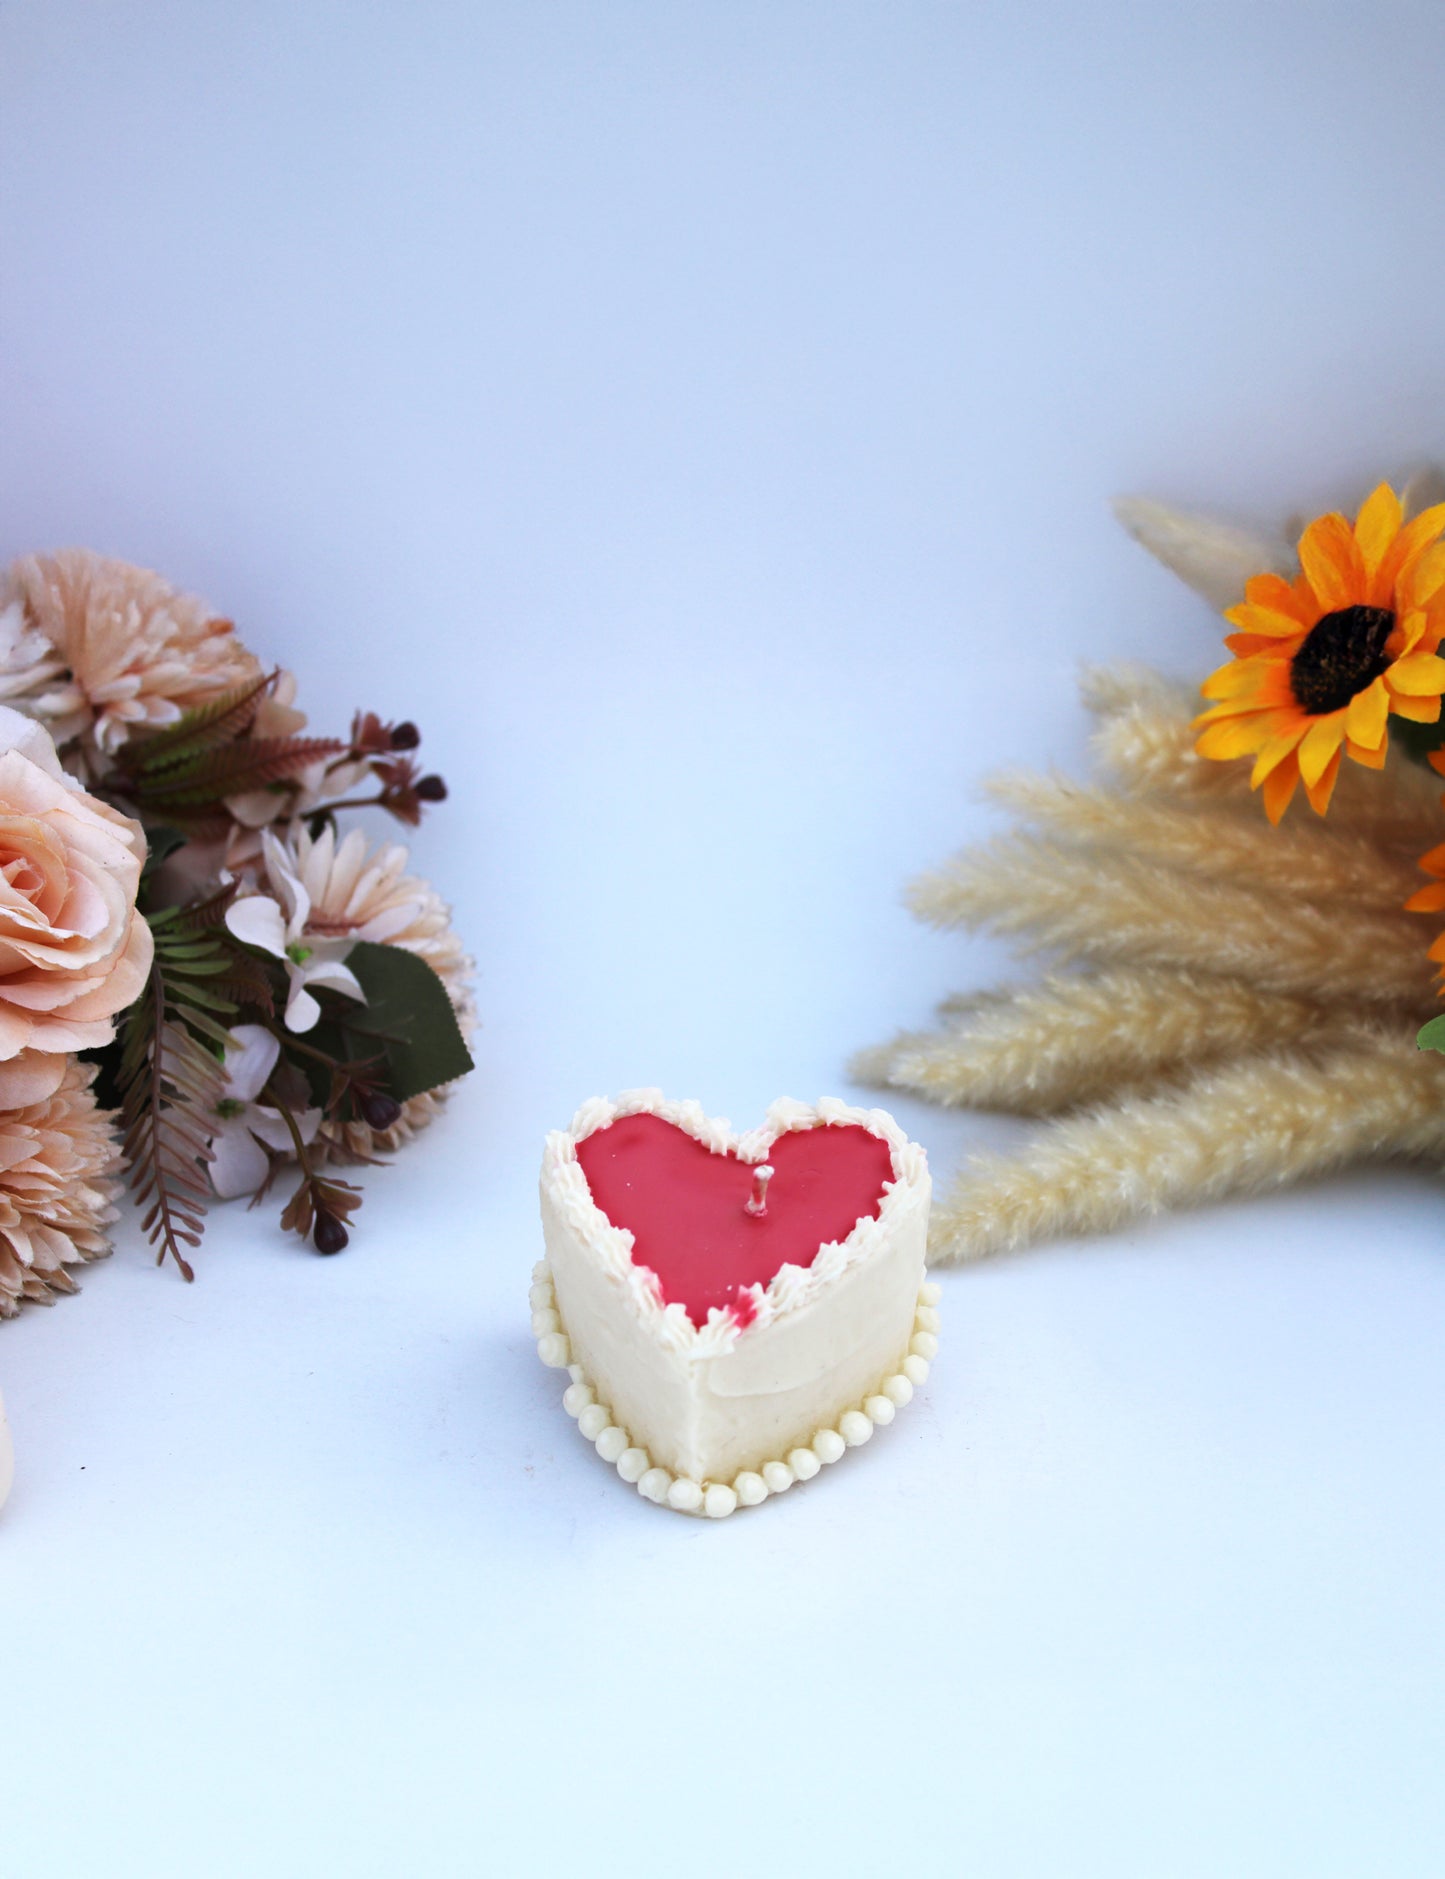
[534,1092,937,1516]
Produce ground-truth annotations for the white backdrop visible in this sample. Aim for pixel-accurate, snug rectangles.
[3,5,1444,1874]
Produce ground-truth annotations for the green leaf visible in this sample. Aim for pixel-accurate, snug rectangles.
[1417,1015,1445,1053]
[141,826,187,871]
[327,941,473,1104]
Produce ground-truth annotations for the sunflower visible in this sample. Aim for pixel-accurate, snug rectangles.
[1194,483,1445,821]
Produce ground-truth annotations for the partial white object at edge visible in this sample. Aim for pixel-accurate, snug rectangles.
[0,1386,13,1511]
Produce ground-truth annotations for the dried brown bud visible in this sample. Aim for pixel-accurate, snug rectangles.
[390,721,420,751]
[313,1210,349,1255]
[415,774,447,803]
[359,1090,402,1131]
[349,710,392,757]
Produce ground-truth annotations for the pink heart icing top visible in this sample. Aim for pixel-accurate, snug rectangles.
[574,1112,895,1328]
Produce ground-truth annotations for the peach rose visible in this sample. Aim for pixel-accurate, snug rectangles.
[0,706,152,1064]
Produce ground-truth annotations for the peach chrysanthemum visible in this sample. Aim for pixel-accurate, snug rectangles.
[0,1055,123,1319]
[0,591,86,739]
[2,549,263,758]
[255,824,475,1162]
[1194,483,1445,821]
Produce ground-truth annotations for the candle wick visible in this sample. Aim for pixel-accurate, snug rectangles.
[745,1164,774,1218]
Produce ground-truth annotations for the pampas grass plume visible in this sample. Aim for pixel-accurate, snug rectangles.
[929,1030,1445,1263]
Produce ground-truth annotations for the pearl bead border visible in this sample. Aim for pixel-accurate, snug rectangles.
[531,1261,941,1518]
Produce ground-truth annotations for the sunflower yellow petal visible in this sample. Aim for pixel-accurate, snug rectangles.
[1298,512,1364,612]
[1201,656,1279,700]
[1195,715,1275,761]
[1261,758,1299,824]
[1296,712,1345,786]
[1345,736,1389,769]
[1390,692,1441,723]
[1250,723,1308,785]
[1355,482,1403,578]
[1201,675,1292,713]
[1400,540,1445,612]
[1378,503,1445,594]
[1222,602,1305,639]
[1345,677,1388,749]
[1395,609,1426,655]
[1242,572,1313,621]
[1389,652,1445,698]
[1192,698,1252,727]
[1419,596,1445,654]
[1303,746,1342,815]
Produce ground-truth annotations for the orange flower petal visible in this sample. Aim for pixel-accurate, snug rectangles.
[1298,512,1364,612]
[1297,711,1346,787]
[1345,735,1388,769]
[1355,481,1403,581]
[1345,677,1388,750]
[1416,840,1445,874]
[1222,602,1307,640]
[1390,692,1441,723]
[1193,699,1253,727]
[1393,609,1427,656]
[1195,690,1298,725]
[1405,884,1445,913]
[1377,502,1445,594]
[1196,714,1276,761]
[1243,572,1314,623]
[1201,656,1284,701]
[1250,723,1308,785]
[1261,757,1299,824]
[1418,596,1445,655]
[1389,652,1445,697]
[1399,540,1445,613]
[1303,745,1342,815]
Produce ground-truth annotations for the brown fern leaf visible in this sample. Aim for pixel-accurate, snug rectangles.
[131,736,347,810]
[116,671,276,775]
[119,1003,226,1279]
[174,882,240,932]
[208,962,278,1017]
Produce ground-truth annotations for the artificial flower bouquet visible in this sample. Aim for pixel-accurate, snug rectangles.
[0,550,473,1316]
[859,476,1445,1260]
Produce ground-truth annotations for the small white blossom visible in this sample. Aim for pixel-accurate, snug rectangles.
[207,1025,322,1199]
[225,830,364,1032]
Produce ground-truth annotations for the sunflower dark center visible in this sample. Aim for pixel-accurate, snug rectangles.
[1290,605,1395,716]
